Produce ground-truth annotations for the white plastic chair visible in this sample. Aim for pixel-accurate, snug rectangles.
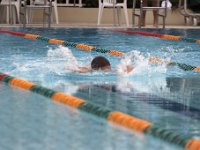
[22,0,53,27]
[0,0,21,24]
[27,0,59,24]
[97,0,129,27]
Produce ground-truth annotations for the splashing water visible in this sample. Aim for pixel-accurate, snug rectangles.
[9,46,78,78]
[115,50,171,94]
[47,46,79,74]
[116,50,168,76]
[52,80,79,95]
[116,74,168,94]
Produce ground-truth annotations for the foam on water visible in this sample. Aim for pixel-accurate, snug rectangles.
[116,74,168,94]
[116,50,168,76]
[52,81,80,95]
[47,46,79,74]
[7,46,80,82]
[115,50,170,94]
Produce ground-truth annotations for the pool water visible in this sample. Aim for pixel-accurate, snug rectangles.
[0,82,181,150]
[0,27,200,149]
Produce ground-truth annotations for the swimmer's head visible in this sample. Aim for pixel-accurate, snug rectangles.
[91,56,111,71]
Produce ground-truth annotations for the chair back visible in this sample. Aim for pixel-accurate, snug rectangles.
[103,0,116,4]
[33,0,57,5]
[1,0,20,3]
[32,0,51,5]
[99,0,127,6]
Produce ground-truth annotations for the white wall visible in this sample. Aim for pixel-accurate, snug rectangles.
[0,7,185,26]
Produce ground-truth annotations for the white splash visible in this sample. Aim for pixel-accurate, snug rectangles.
[47,46,79,74]
[116,50,168,76]
[116,73,169,94]
[52,81,79,95]
[115,50,172,94]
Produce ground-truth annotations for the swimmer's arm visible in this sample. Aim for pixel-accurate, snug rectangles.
[77,67,91,73]
[65,66,91,73]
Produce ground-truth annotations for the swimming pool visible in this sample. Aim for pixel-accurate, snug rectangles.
[0,27,200,149]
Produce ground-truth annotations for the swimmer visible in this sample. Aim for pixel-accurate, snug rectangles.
[71,55,174,74]
[74,56,133,73]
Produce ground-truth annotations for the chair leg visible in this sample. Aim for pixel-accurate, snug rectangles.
[132,10,135,27]
[116,7,121,26]
[163,16,165,29]
[27,8,33,24]
[6,6,9,24]
[25,8,28,24]
[123,6,129,27]
[97,5,103,25]
[66,0,69,5]
[79,0,82,7]
[193,17,197,26]
[15,5,20,23]
[185,16,189,25]
[53,4,59,24]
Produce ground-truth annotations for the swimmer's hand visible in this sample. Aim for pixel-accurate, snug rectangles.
[166,61,176,67]
[126,65,134,73]
[116,65,134,75]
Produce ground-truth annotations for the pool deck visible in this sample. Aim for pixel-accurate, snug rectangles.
[1,23,200,29]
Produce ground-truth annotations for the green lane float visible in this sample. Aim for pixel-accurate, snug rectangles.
[0,72,200,150]
[149,57,200,72]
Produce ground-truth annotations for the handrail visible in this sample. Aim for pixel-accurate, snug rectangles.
[132,0,167,29]
[179,0,200,17]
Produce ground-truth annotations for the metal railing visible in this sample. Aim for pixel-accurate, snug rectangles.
[178,0,200,25]
[132,0,168,29]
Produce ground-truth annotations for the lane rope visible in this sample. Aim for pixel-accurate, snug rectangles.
[0,30,123,57]
[111,30,200,44]
[0,29,200,72]
[0,72,199,149]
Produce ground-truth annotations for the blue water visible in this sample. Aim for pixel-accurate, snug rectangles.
[0,82,181,150]
[0,27,200,149]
